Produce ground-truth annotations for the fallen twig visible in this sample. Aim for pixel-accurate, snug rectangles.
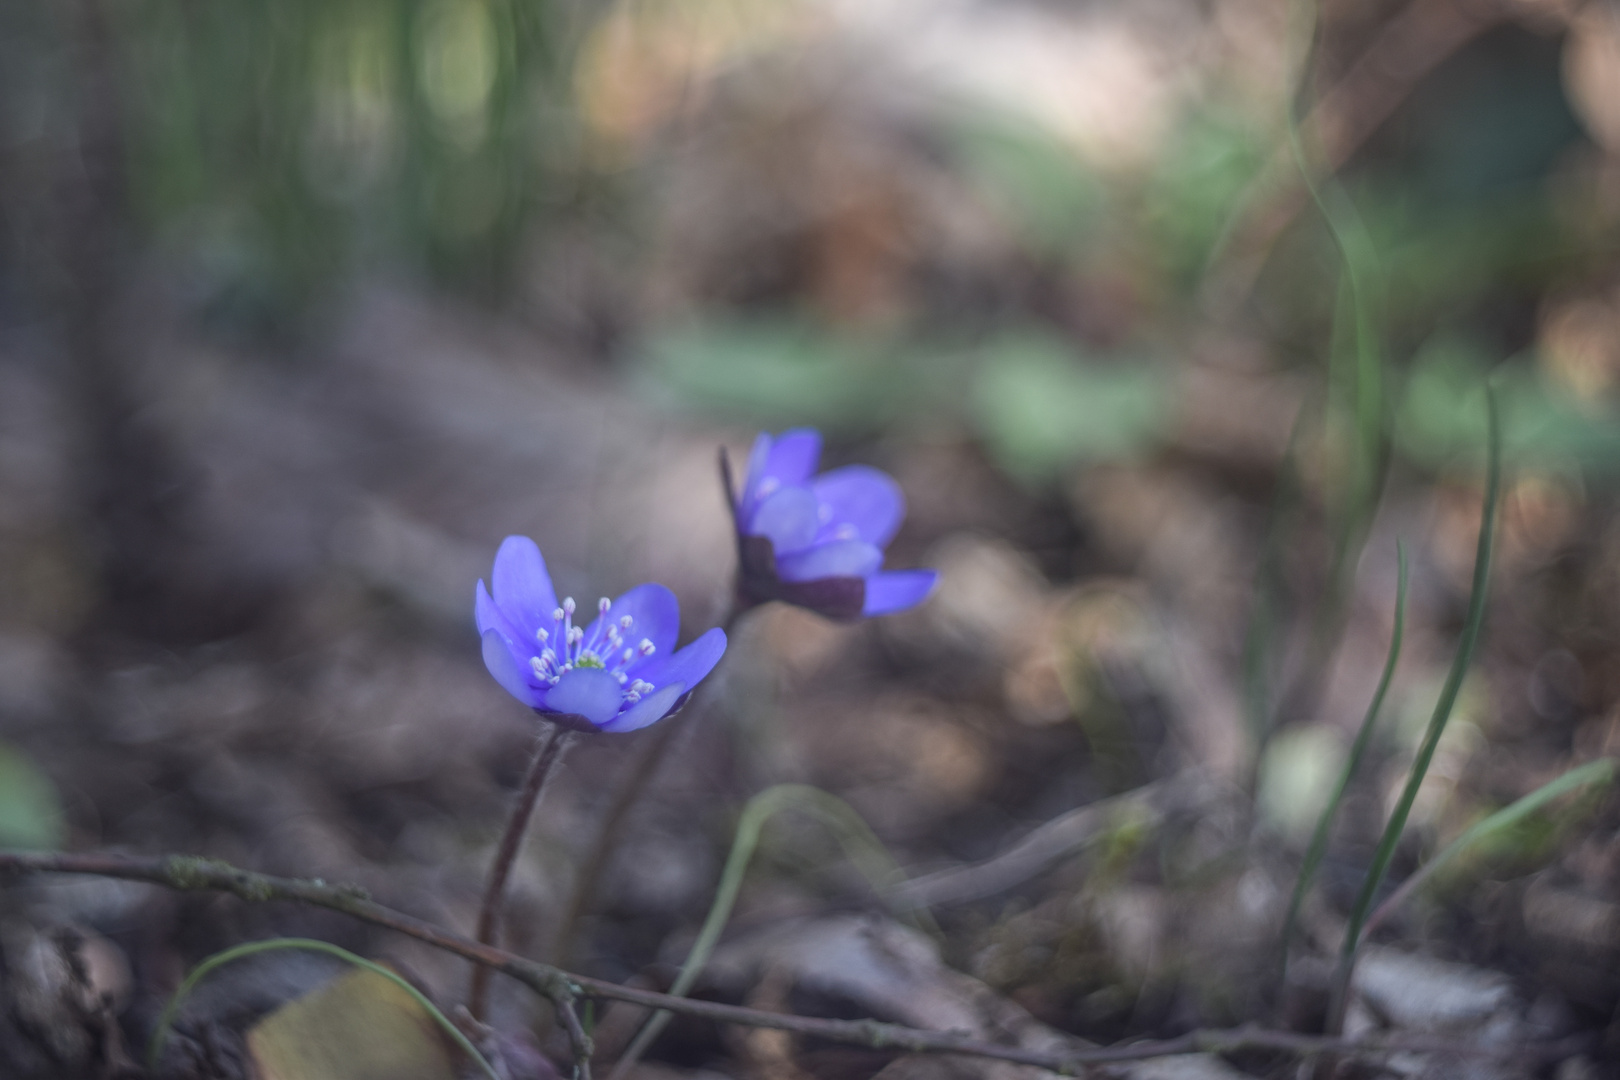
[889,780,1186,910]
[0,849,1576,1073]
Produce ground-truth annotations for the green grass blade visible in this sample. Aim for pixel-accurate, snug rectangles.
[1363,757,1616,936]
[1328,385,1501,1029]
[1241,402,1311,754]
[147,937,499,1079]
[1277,541,1407,989]
[1244,0,1390,769]
[607,784,923,1080]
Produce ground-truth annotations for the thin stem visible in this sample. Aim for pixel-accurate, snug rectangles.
[1257,0,1392,774]
[0,849,1574,1071]
[471,726,576,1019]
[1277,542,1407,999]
[554,995,595,1080]
[608,784,928,1080]
[552,614,746,967]
[555,447,750,967]
[148,937,499,1080]
[1361,758,1615,938]
[551,709,684,966]
[1327,386,1501,1033]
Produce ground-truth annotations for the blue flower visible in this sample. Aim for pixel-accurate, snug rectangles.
[476,537,727,732]
[729,428,938,620]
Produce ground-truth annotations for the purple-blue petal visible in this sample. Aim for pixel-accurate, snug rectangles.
[542,667,624,728]
[581,582,679,660]
[598,682,686,733]
[476,579,526,644]
[757,429,822,492]
[862,569,938,616]
[738,432,775,521]
[812,466,904,548]
[775,539,883,583]
[746,485,819,554]
[481,629,543,708]
[638,627,727,697]
[491,536,558,641]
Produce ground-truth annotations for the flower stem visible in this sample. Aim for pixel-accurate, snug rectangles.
[550,603,745,967]
[470,725,576,1020]
[550,712,682,966]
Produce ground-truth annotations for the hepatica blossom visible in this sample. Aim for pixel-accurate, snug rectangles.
[730,428,938,620]
[476,537,726,732]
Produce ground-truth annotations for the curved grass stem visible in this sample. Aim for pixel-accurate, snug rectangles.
[1327,386,1501,1033]
[1362,757,1616,938]
[0,847,1571,1073]
[1277,542,1407,998]
[148,937,499,1080]
[606,783,925,1080]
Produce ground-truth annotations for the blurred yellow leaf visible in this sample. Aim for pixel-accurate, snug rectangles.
[247,966,459,1080]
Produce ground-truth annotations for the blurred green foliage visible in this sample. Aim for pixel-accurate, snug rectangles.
[1141,111,1267,288]
[0,742,64,850]
[971,333,1168,483]
[640,317,925,431]
[643,319,1169,483]
[945,109,1104,262]
[115,0,568,320]
[1396,335,1620,472]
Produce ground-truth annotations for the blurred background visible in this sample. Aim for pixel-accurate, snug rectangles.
[5,0,1620,1073]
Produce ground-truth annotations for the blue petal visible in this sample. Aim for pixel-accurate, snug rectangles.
[775,539,883,583]
[582,582,680,661]
[542,668,624,728]
[598,682,685,733]
[482,629,543,708]
[476,580,524,642]
[862,569,939,616]
[638,627,727,696]
[746,485,819,554]
[738,432,774,521]
[760,429,822,489]
[812,466,904,548]
[491,536,558,641]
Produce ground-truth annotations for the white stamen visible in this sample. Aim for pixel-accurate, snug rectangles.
[622,648,634,663]
[552,607,565,622]
[536,627,549,643]
[619,615,633,629]
[599,597,611,616]
[530,657,548,678]
[638,639,656,656]
[563,597,576,616]
[568,625,584,645]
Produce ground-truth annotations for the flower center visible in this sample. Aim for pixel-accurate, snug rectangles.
[528,595,658,701]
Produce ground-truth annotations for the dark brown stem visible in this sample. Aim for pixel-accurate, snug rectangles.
[0,850,1580,1073]
[551,594,747,966]
[554,996,595,1080]
[551,712,684,966]
[470,726,576,1019]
